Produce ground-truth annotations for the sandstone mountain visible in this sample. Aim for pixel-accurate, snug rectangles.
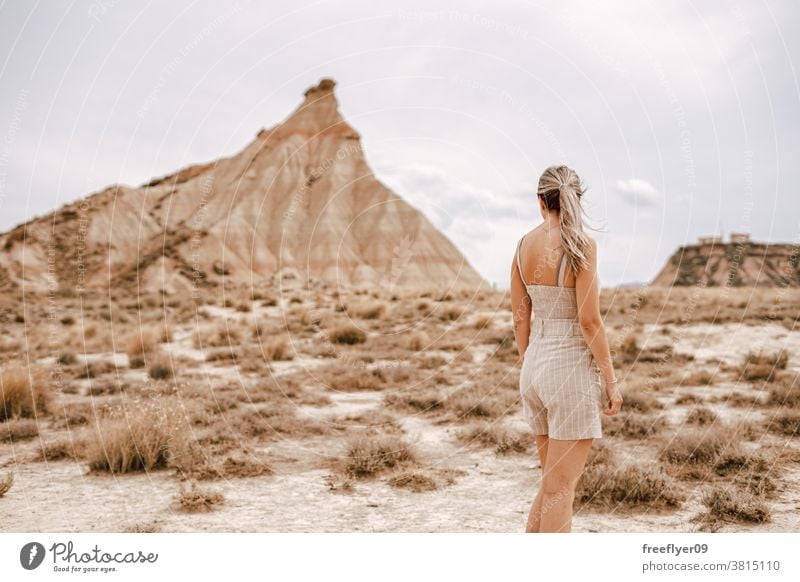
[651,233,800,287]
[0,78,487,296]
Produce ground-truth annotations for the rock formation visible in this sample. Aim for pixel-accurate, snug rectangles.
[651,233,800,287]
[0,78,487,295]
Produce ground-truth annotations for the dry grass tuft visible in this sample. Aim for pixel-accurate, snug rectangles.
[350,301,387,320]
[148,352,174,380]
[260,336,294,361]
[698,486,771,524]
[176,481,224,513]
[765,412,800,437]
[36,438,87,461]
[0,473,13,497]
[622,390,663,413]
[387,468,465,492]
[406,330,430,352]
[0,418,39,442]
[125,327,159,368]
[603,413,667,439]
[685,406,718,426]
[576,463,684,510]
[336,434,416,479]
[457,422,533,455]
[0,366,51,421]
[86,398,187,474]
[328,324,367,345]
[766,373,800,408]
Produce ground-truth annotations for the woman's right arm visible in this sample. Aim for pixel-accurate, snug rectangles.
[575,237,622,416]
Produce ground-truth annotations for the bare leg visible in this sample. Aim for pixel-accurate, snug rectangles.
[538,438,593,532]
[525,435,549,533]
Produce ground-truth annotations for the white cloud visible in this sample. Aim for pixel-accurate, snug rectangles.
[613,178,660,207]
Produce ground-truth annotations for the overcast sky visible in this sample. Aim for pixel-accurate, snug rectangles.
[1,0,798,288]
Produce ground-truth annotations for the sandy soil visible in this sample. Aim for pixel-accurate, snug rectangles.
[1,287,800,532]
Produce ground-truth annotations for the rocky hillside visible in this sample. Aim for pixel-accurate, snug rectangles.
[0,78,487,296]
[651,236,800,287]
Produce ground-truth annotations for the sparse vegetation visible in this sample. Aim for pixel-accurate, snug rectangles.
[457,422,533,455]
[0,418,39,442]
[177,481,224,513]
[0,366,50,421]
[0,473,13,497]
[406,330,430,351]
[699,486,771,524]
[685,406,718,426]
[328,324,367,345]
[336,435,416,479]
[125,327,159,368]
[86,399,186,474]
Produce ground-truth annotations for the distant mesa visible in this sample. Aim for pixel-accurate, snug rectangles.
[0,78,488,295]
[651,231,800,287]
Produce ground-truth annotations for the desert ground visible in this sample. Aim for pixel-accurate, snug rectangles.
[1,281,799,533]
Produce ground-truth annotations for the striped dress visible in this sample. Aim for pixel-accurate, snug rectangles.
[516,235,604,440]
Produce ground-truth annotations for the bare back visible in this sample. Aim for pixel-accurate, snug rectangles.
[517,225,576,288]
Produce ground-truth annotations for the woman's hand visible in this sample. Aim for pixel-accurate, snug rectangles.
[603,382,623,416]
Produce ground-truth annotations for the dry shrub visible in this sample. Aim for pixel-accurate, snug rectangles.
[622,390,663,413]
[172,440,273,480]
[675,393,702,405]
[575,463,683,510]
[659,429,733,467]
[260,337,294,361]
[457,422,533,455]
[232,404,328,440]
[0,418,39,442]
[148,352,174,380]
[123,521,161,533]
[419,354,447,369]
[384,386,445,414]
[449,386,513,420]
[86,398,187,474]
[0,473,12,497]
[406,330,430,352]
[328,324,367,345]
[740,349,788,383]
[36,438,87,461]
[438,306,462,321]
[194,322,243,349]
[685,406,718,426]
[618,335,640,364]
[743,349,788,370]
[177,481,224,513]
[324,367,385,392]
[766,373,800,408]
[387,468,465,492]
[765,412,800,436]
[124,327,159,368]
[685,371,715,386]
[603,413,666,439]
[350,301,386,320]
[699,486,770,524]
[0,366,50,421]
[474,315,493,330]
[386,471,438,492]
[337,434,416,479]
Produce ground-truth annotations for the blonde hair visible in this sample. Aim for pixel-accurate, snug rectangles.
[537,165,591,274]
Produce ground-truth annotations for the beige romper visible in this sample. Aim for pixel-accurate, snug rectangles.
[516,236,604,440]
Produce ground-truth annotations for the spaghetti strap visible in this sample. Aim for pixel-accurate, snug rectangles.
[516,236,528,286]
[557,251,568,287]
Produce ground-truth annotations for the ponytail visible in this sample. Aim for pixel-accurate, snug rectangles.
[537,165,591,276]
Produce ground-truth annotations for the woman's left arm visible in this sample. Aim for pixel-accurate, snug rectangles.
[510,253,532,362]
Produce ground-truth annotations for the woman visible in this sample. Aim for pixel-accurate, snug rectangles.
[510,164,623,533]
